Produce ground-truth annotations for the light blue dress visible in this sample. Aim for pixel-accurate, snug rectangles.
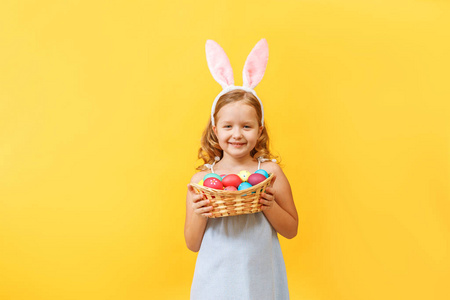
[190,212,290,299]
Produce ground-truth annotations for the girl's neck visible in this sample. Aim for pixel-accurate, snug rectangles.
[214,154,258,173]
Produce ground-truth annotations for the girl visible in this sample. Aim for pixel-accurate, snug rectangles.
[185,39,298,300]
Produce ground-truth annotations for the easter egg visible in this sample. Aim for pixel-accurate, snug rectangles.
[238,170,251,182]
[203,177,224,190]
[255,169,269,178]
[220,174,227,180]
[248,173,267,186]
[238,182,252,191]
[224,186,238,191]
[204,173,222,181]
[222,174,242,188]
[198,180,204,186]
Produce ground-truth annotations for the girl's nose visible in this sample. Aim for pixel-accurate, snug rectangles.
[232,127,243,139]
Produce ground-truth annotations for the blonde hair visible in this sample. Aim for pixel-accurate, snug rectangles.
[196,89,278,170]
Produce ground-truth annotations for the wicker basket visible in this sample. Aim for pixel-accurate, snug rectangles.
[190,173,274,218]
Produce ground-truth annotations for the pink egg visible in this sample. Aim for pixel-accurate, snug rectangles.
[203,177,224,190]
[222,174,242,188]
[248,173,267,186]
[224,186,238,191]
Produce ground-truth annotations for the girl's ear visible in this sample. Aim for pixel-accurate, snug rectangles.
[212,125,218,136]
[258,126,263,137]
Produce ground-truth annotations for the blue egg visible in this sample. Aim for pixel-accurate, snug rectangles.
[255,169,269,178]
[203,173,222,181]
[238,182,252,191]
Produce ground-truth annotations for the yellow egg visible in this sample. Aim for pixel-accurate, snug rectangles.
[238,170,251,182]
[198,180,204,186]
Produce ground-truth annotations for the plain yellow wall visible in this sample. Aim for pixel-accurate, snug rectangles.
[1,0,449,299]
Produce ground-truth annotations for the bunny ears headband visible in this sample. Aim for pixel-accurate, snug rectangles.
[205,38,269,127]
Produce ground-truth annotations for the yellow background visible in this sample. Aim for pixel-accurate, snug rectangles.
[1,0,449,299]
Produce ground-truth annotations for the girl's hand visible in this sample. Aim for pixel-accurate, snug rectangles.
[187,184,213,218]
[260,175,277,211]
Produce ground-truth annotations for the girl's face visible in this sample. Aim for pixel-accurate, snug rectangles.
[213,102,263,159]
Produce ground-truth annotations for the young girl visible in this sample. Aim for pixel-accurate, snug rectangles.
[185,39,298,300]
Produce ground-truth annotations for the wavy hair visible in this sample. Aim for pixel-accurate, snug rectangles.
[196,89,278,170]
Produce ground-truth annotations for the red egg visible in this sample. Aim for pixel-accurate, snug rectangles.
[248,173,267,186]
[203,177,224,190]
[224,186,238,191]
[222,174,242,188]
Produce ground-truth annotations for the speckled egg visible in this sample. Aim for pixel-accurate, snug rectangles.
[203,177,224,190]
[238,170,251,182]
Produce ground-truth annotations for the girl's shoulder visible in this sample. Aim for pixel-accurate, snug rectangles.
[190,170,210,184]
[261,161,283,175]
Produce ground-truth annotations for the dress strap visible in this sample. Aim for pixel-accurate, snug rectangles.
[203,156,221,173]
[257,156,277,169]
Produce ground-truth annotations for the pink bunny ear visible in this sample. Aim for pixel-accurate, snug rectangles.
[242,38,269,89]
[205,40,234,89]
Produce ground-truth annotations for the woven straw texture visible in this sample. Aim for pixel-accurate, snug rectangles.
[190,173,274,218]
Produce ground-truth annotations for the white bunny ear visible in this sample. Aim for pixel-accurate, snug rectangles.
[205,40,235,89]
[242,38,269,89]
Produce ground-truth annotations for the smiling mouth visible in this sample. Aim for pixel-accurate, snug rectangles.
[229,142,246,147]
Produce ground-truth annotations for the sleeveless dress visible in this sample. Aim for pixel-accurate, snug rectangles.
[190,160,289,299]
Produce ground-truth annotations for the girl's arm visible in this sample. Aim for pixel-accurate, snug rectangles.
[260,163,298,239]
[184,172,213,252]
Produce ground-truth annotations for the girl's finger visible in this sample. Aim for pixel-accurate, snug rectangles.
[269,175,277,187]
[193,193,207,203]
[197,206,213,217]
[188,184,199,194]
[192,194,201,202]
[195,199,210,208]
[261,192,274,201]
[263,188,272,195]
[200,206,213,213]
[259,198,272,206]
[192,199,204,210]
